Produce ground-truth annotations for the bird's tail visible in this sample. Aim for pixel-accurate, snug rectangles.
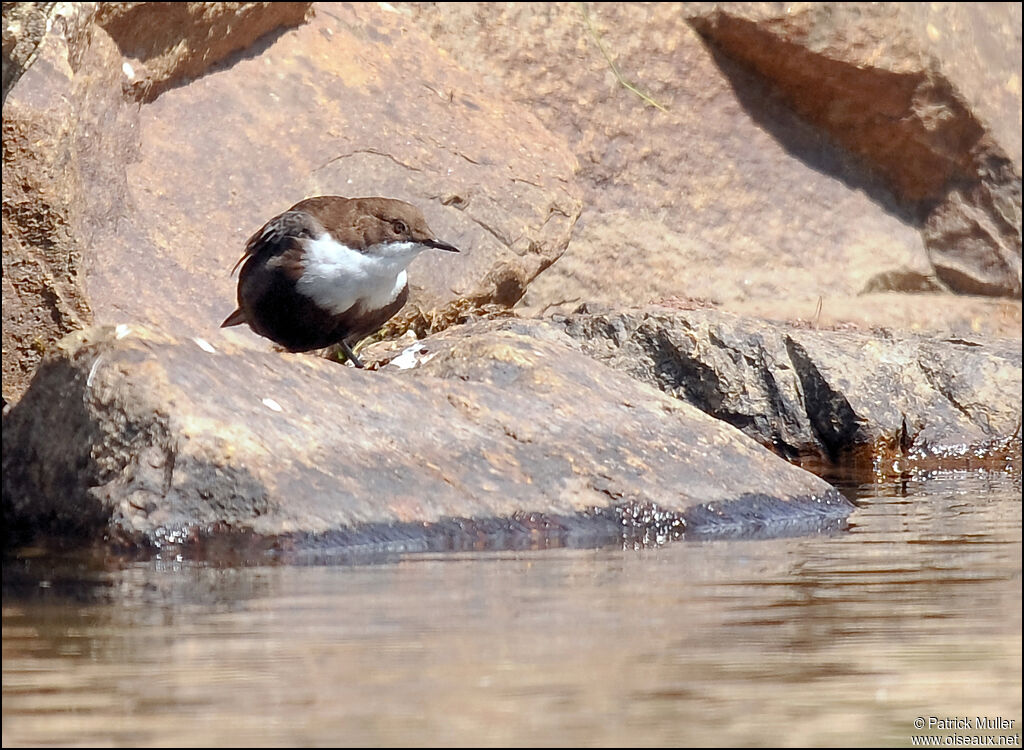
[220,308,247,328]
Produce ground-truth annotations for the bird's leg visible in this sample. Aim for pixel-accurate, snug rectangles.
[339,340,365,369]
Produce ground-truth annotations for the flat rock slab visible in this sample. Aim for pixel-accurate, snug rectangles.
[547,306,1022,467]
[2,324,851,557]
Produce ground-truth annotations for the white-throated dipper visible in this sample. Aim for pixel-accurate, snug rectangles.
[221,196,459,367]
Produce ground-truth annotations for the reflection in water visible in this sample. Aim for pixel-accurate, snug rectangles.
[3,472,1021,746]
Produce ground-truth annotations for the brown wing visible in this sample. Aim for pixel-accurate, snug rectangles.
[229,209,326,276]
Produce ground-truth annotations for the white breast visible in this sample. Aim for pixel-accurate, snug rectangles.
[294,234,427,314]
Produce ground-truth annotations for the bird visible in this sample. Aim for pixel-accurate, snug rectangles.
[221,196,459,367]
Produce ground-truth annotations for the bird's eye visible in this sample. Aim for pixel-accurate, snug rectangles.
[392,220,408,234]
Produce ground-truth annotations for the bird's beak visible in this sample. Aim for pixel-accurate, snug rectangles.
[424,238,460,253]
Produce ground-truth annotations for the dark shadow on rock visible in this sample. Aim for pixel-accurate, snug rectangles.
[696,41,925,228]
[128,24,300,103]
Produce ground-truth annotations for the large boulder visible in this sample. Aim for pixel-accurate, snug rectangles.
[408,3,1022,324]
[1,323,851,555]
[686,3,1021,299]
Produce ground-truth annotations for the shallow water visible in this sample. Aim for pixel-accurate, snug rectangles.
[3,471,1021,747]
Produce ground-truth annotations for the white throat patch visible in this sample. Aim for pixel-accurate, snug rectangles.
[294,234,427,314]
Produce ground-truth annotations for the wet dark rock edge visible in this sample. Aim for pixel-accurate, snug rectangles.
[27,490,853,566]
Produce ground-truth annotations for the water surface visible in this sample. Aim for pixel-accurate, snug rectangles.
[3,471,1021,747]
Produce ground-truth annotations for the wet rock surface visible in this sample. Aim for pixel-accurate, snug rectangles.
[2,324,851,554]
